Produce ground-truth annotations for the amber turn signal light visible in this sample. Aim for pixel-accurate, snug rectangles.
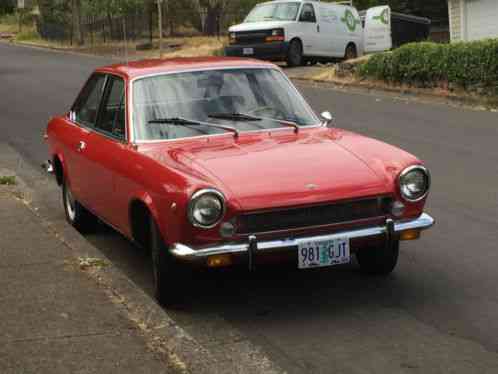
[265,36,285,42]
[400,229,421,241]
[207,254,233,268]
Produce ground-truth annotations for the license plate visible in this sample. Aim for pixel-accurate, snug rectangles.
[298,238,350,269]
[243,48,254,55]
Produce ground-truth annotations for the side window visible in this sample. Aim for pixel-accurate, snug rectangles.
[299,4,316,23]
[96,77,126,140]
[72,74,107,127]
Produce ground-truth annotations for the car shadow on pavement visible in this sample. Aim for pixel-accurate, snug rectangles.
[84,220,423,319]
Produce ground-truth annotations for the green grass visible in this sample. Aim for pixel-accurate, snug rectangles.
[0,176,16,186]
[15,28,40,42]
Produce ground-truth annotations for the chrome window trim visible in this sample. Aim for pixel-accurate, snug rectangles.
[69,73,129,144]
[187,188,227,229]
[398,165,431,203]
[128,65,321,144]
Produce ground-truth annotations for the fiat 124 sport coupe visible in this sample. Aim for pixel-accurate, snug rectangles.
[45,57,434,306]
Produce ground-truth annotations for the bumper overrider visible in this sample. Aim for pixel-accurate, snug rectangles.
[171,213,435,268]
[224,42,290,61]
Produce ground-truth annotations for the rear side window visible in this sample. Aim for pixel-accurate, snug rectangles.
[72,74,107,127]
[96,77,126,140]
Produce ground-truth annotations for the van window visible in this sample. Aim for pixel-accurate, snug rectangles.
[299,4,316,23]
[245,2,300,23]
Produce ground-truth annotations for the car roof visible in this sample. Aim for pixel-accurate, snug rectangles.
[95,57,277,80]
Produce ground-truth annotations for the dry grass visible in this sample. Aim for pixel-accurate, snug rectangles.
[143,36,226,58]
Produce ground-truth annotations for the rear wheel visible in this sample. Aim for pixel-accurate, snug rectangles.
[344,43,358,60]
[287,39,303,67]
[356,241,399,276]
[62,178,96,233]
[150,215,189,307]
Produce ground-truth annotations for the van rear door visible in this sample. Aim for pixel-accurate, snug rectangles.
[364,6,392,53]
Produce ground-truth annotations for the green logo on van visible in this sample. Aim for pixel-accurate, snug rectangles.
[341,9,360,32]
[373,8,389,25]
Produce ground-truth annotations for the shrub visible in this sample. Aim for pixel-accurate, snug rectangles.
[358,40,498,94]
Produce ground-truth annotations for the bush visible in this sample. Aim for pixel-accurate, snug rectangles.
[358,40,498,94]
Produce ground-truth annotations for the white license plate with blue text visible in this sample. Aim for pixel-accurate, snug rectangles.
[243,48,254,55]
[298,238,350,269]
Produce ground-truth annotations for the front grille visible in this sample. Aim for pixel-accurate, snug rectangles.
[237,197,392,234]
[234,30,270,44]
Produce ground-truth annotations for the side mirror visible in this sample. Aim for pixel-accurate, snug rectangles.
[321,111,334,126]
[68,111,76,122]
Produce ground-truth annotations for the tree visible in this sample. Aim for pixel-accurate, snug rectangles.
[353,0,448,23]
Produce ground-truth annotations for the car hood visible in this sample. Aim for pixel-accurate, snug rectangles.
[152,129,407,212]
[229,21,292,33]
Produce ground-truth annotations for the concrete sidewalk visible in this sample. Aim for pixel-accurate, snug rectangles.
[0,185,174,373]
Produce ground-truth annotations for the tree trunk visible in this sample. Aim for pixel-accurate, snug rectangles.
[72,0,84,45]
[204,4,221,36]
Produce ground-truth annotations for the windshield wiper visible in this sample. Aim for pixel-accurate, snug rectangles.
[208,112,262,122]
[209,112,300,134]
[148,117,239,138]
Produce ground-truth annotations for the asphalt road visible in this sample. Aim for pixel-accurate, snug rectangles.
[2,42,498,374]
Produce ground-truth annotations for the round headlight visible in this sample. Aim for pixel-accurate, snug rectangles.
[188,189,226,228]
[399,166,430,202]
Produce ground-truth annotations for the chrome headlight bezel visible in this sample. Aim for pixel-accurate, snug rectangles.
[187,189,226,229]
[398,165,431,202]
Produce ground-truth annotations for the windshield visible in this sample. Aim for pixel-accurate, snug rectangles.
[132,68,319,141]
[245,2,300,22]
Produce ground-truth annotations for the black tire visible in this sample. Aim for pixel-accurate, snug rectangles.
[62,178,96,233]
[287,39,303,67]
[356,241,399,276]
[344,43,358,60]
[150,215,189,307]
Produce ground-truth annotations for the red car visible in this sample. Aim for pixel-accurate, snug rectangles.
[45,57,434,306]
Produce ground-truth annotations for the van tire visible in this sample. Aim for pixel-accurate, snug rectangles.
[345,43,357,60]
[287,40,303,67]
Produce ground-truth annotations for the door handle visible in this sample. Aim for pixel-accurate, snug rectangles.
[317,24,320,33]
[77,141,87,152]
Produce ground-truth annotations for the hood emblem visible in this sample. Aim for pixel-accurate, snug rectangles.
[306,183,318,190]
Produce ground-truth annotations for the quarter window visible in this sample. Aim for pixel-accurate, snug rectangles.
[96,77,126,140]
[72,74,107,127]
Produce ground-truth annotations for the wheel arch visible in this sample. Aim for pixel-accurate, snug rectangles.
[128,195,162,249]
[345,42,358,58]
[289,37,303,49]
[52,154,65,186]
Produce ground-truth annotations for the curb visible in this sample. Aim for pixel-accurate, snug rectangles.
[289,74,498,112]
[0,143,285,374]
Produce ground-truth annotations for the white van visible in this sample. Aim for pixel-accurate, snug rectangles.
[225,0,364,66]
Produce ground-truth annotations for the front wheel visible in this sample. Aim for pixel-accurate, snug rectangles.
[287,40,303,67]
[150,216,189,307]
[62,178,96,233]
[356,241,399,276]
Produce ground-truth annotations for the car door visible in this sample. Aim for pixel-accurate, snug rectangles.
[82,75,131,230]
[298,3,320,56]
[66,73,107,208]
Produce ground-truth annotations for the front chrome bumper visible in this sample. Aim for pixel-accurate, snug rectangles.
[170,213,435,263]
